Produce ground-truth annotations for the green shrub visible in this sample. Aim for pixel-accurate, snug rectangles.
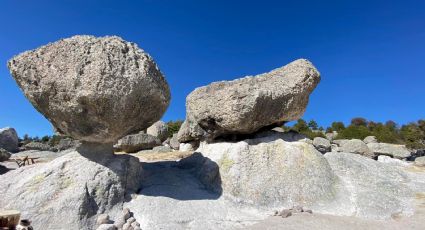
[336,125,371,140]
[166,120,184,137]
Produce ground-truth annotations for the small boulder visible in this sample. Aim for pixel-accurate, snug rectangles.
[147,121,168,142]
[415,156,425,167]
[313,137,331,153]
[363,136,378,144]
[152,145,172,153]
[339,139,373,158]
[0,148,11,162]
[169,133,180,150]
[179,141,198,152]
[325,131,338,141]
[0,127,19,152]
[96,214,110,225]
[367,143,412,159]
[115,133,161,153]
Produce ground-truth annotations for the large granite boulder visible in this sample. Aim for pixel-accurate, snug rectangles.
[313,137,331,153]
[0,144,142,230]
[114,133,161,153]
[178,59,320,142]
[192,132,336,208]
[146,121,168,142]
[0,148,11,162]
[339,139,373,158]
[367,143,411,159]
[0,127,19,152]
[8,35,170,144]
[414,156,425,166]
[169,133,180,150]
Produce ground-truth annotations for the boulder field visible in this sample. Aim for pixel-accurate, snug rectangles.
[2,35,424,230]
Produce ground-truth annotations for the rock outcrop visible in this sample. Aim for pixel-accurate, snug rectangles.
[146,121,168,142]
[367,143,411,159]
[178,59,320,142]
[114,132,161,153]
[0,127,19,152]
[8,35,170,144]
[192,132,336,208]
[0,144,142,230]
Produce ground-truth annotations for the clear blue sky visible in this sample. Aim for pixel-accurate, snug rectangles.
[1,0,424,137]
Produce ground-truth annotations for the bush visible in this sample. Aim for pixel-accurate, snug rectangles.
[351,117,368,127]
[336,125,371,140]
[166,120,184,137]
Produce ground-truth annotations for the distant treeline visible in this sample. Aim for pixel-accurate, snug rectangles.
[22,118,425,149]
[285,118,425,149]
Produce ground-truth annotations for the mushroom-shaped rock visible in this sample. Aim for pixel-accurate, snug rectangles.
[8,35,170,144]
[178,59,320,142]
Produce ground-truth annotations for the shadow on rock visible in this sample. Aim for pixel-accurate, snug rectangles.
[137,152,222,200]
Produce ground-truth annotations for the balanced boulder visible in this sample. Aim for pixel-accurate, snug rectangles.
[8,35,170,144]
[0,127,19,152]
[178,59,320,142]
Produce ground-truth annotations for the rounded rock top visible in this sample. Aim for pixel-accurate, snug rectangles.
[8,35,171,143]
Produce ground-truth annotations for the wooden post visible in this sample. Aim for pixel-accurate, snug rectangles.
[0,210,20,229]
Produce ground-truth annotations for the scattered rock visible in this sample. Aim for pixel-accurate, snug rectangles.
[115,133,161,153]
[169,133,180,150]
[0,148,11,162]
[339,139,373,158]
[377,155,411,167]
[0,127,19,152]
[24,142,54,152]
[274,206,313,218]
[367,143,412,159]
[363,136,378,144]
[179,59,320,142]
[8,35,170,143]
[147,120,168,142]
[415,156,425,167]
[0,144,142,230]
[313,137,331,153]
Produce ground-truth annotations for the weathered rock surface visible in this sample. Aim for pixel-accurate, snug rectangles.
[313,137,331,153]
[415,156,425,166]
[377,155,411,167]
[179,59,320,142]
[24,142,54,152]
[324,152,415,219]
[339,139,373,158]
[0,144,142,230]
[0,127,19,152]
[179,141,198,152]
[115,133,161,153]
[147,121,168,142]
[8,35,170,143]
[363,136,378,144]
[0,148,11,162]
[367,143,412,159]
[193,132,336,208]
